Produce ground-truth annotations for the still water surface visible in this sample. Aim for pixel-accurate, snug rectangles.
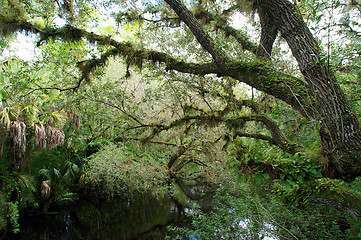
[10,195,184,240]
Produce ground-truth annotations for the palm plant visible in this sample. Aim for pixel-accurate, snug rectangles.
[38,160,81,208]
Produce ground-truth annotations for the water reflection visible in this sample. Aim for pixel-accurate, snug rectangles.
[6,180,221,240]
[11,195,184,240]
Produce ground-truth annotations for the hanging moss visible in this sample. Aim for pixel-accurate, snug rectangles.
[10,121,26,159]
[45,126,65,149]
[34,123,46,149]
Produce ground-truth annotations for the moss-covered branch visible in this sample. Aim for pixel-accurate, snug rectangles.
[116,5,258,55]
[137,111,302,155]
[309,188,361,222]
[0,17,319,119]
[228,114,303,155]
[223,62,319,119]
[165,0,227,63]
[193,9,258,55]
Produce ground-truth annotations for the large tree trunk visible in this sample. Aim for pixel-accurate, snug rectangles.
[256,0,361,180]
[165,0,361,180]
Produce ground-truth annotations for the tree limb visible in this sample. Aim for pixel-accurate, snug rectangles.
[255,3,279,60]
[136,111,302,155]
[164,0,227,64]
[0,16,318,119]
[192,9,258,55]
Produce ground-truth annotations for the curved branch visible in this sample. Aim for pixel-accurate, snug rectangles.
[223,62,319,119]
[309,196,361,222]
[255,4,278,60]
[168,145,186,169]
[229,114,303,155]
[119,7,258,55]
[192,9,258,55]
[138,112,302,155]
[1,17,318,120]
[233,131,273,143]
[164,0,227,63]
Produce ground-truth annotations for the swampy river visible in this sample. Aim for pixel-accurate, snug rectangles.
[4,183,277,240]
[8,195,186,240]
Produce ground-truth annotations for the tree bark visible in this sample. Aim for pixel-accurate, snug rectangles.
[0,16,318,118]
[165,0,361,180]
[256,0,361,180]
[4,0,361,180]
[164,0,227,64]
[256,5,278,61]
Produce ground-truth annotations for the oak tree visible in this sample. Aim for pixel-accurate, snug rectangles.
[1,0,361,180]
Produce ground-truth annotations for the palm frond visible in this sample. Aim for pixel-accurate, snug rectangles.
[38,168,51,180]
[55,192,78,203]
[62,168,74,184]
[53,168,62,179]
[16,174,36,192]
[0,107,11,128]
[20,104,39,124]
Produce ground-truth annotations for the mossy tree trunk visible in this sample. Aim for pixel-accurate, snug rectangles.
[255,0,361,180]
[2,0,360,180]
[166,0,361,180]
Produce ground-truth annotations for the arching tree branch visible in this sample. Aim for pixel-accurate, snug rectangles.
[255,3,279,60]
[229,114,303,155]
[192,9,258,55]
[136,112,302,155]
[256,0,361,180]
[164,0,227,63]
[0,16,318,120]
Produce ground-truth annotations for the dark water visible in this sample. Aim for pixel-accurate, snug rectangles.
[8,195,185,240]
[3,180,217,240]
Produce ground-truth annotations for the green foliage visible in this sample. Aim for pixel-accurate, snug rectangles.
[30,146,68,171]
[168,189,357,240]
[0,0,361,237]
[272,152,323,204]
[0,192,8,231]
[85,142,168,198]
[15,173,37,208]
[0,194,20,234]
[227,137,361,215]
[34,148,82,207]
[6,201,20,234]
[0,170,23,233]
[349,177,361,195]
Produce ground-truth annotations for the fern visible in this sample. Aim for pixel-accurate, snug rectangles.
[38,167,62,180]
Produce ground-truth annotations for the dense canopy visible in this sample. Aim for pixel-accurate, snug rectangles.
[1,0,361,238]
